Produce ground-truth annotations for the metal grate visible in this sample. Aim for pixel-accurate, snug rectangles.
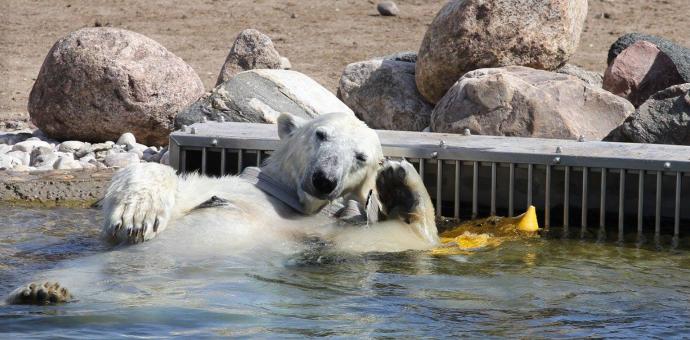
[170,122,689,241]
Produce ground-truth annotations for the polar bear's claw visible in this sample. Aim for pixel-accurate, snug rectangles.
[6,281,71,305]
[103,163,178,244]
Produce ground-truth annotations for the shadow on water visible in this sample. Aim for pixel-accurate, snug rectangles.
[1,206,689,338]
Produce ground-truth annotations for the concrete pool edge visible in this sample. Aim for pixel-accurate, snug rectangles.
[0,168,116,208]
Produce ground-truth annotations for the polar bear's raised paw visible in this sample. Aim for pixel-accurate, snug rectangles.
[103,163,178,244]
[376,159,429,224]
[6,281,71,305]
[375,159,438,243]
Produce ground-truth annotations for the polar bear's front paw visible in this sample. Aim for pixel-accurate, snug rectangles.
[102,164,178,244]
[6,282,71,305]
[104,192,172,244]
[375,159,439,244]
[375,159,429,224]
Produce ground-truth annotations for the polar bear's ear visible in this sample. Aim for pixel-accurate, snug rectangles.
[277,113,306,140]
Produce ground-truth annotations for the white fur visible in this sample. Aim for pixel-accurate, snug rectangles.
[5,113,439,305]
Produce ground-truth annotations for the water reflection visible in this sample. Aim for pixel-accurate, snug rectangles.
[1,206,689,338]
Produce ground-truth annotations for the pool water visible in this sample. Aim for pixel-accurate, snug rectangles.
[1,206,689,338]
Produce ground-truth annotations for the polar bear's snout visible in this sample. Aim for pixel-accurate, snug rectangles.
[311,169,338,198]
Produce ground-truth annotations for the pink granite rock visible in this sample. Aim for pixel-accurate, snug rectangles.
[603,40,685,107]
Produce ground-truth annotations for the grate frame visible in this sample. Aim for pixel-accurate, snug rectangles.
[170,122,690,239]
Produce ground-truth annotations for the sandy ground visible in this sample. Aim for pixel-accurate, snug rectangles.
[1,0,689,124]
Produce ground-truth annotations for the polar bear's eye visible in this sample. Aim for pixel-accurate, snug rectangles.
[355,152,367,163]
[315,130,328,141]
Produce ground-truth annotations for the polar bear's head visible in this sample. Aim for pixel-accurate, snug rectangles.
[263,112,384,214]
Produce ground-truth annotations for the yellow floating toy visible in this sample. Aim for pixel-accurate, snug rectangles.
[431,206,540,256]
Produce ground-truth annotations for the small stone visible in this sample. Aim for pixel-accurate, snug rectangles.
[126,142,147,153]
[0,144,12,154]
[91,142,113,152]
[30,146,54,165]
[7,150,30,166]
[53,156,82,170]
[104,152,140,168]
[0,154,22,170]
[58,140,85,153]
[116,132,136,146]
[32,153,58,169]
[159,150,170,165]
[12,164,31,172]
[73,142,92,158]
[377,1,399,16]
[280,56,292,70]
[11,140,51,153]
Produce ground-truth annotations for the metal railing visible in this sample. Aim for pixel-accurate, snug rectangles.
[170,122,689,240]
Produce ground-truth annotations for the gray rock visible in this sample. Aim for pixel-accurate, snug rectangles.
[7,150,30,166]
[116,132,136,146]
[91,142,113,152]
[377,1,400,16]
[159,150,170,165]
[32,153,58,169]
[58,140,85,153]
[0,132,32,145]
[12,165,31,172]
[608,33,690,83]
[53,156,82,170]
[338,58,433,131]
[30,146,54,166]
[29,27,205,145]
[383,51,417,63]
[177,69,353,127]
[216,29,284,86]
[0,144,12,154]
[104,152,140,168]
[74,143,93,158]
[604,84,690,145]
[431,66,635,140]
[279,57,292,70]
[11,140,51,153]
[557,64,603,88]
[0,154,22,170]
[416,0,588,103]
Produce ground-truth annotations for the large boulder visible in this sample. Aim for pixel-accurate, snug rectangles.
[431,66,634,140]
[604,84,690,145]
[176,70,353,127]
[607,33,690,83]
[29,27,205,145]
[337,54,433,131]
[603,41,686,107]
[557,64,602,88]
[216,29,287,86]
[416,0,588,103]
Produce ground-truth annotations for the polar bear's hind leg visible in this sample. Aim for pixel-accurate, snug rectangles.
[5,281,71,305]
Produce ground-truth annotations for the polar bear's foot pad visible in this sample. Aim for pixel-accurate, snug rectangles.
[6,282,71,305]
[376,160,423,224]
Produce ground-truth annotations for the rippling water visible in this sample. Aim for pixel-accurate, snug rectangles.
[1,206,689,338]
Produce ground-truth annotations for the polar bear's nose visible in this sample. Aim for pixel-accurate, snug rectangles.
[312,170,337,195]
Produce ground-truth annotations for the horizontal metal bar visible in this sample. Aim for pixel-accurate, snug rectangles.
[170,122,690,172]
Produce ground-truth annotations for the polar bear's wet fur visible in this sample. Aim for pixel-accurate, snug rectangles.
[5,112,438,305]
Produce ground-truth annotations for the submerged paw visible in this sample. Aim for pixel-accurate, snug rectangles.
[7,281,71,305]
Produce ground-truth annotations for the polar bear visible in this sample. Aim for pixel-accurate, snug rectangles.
[5,112,438,305]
